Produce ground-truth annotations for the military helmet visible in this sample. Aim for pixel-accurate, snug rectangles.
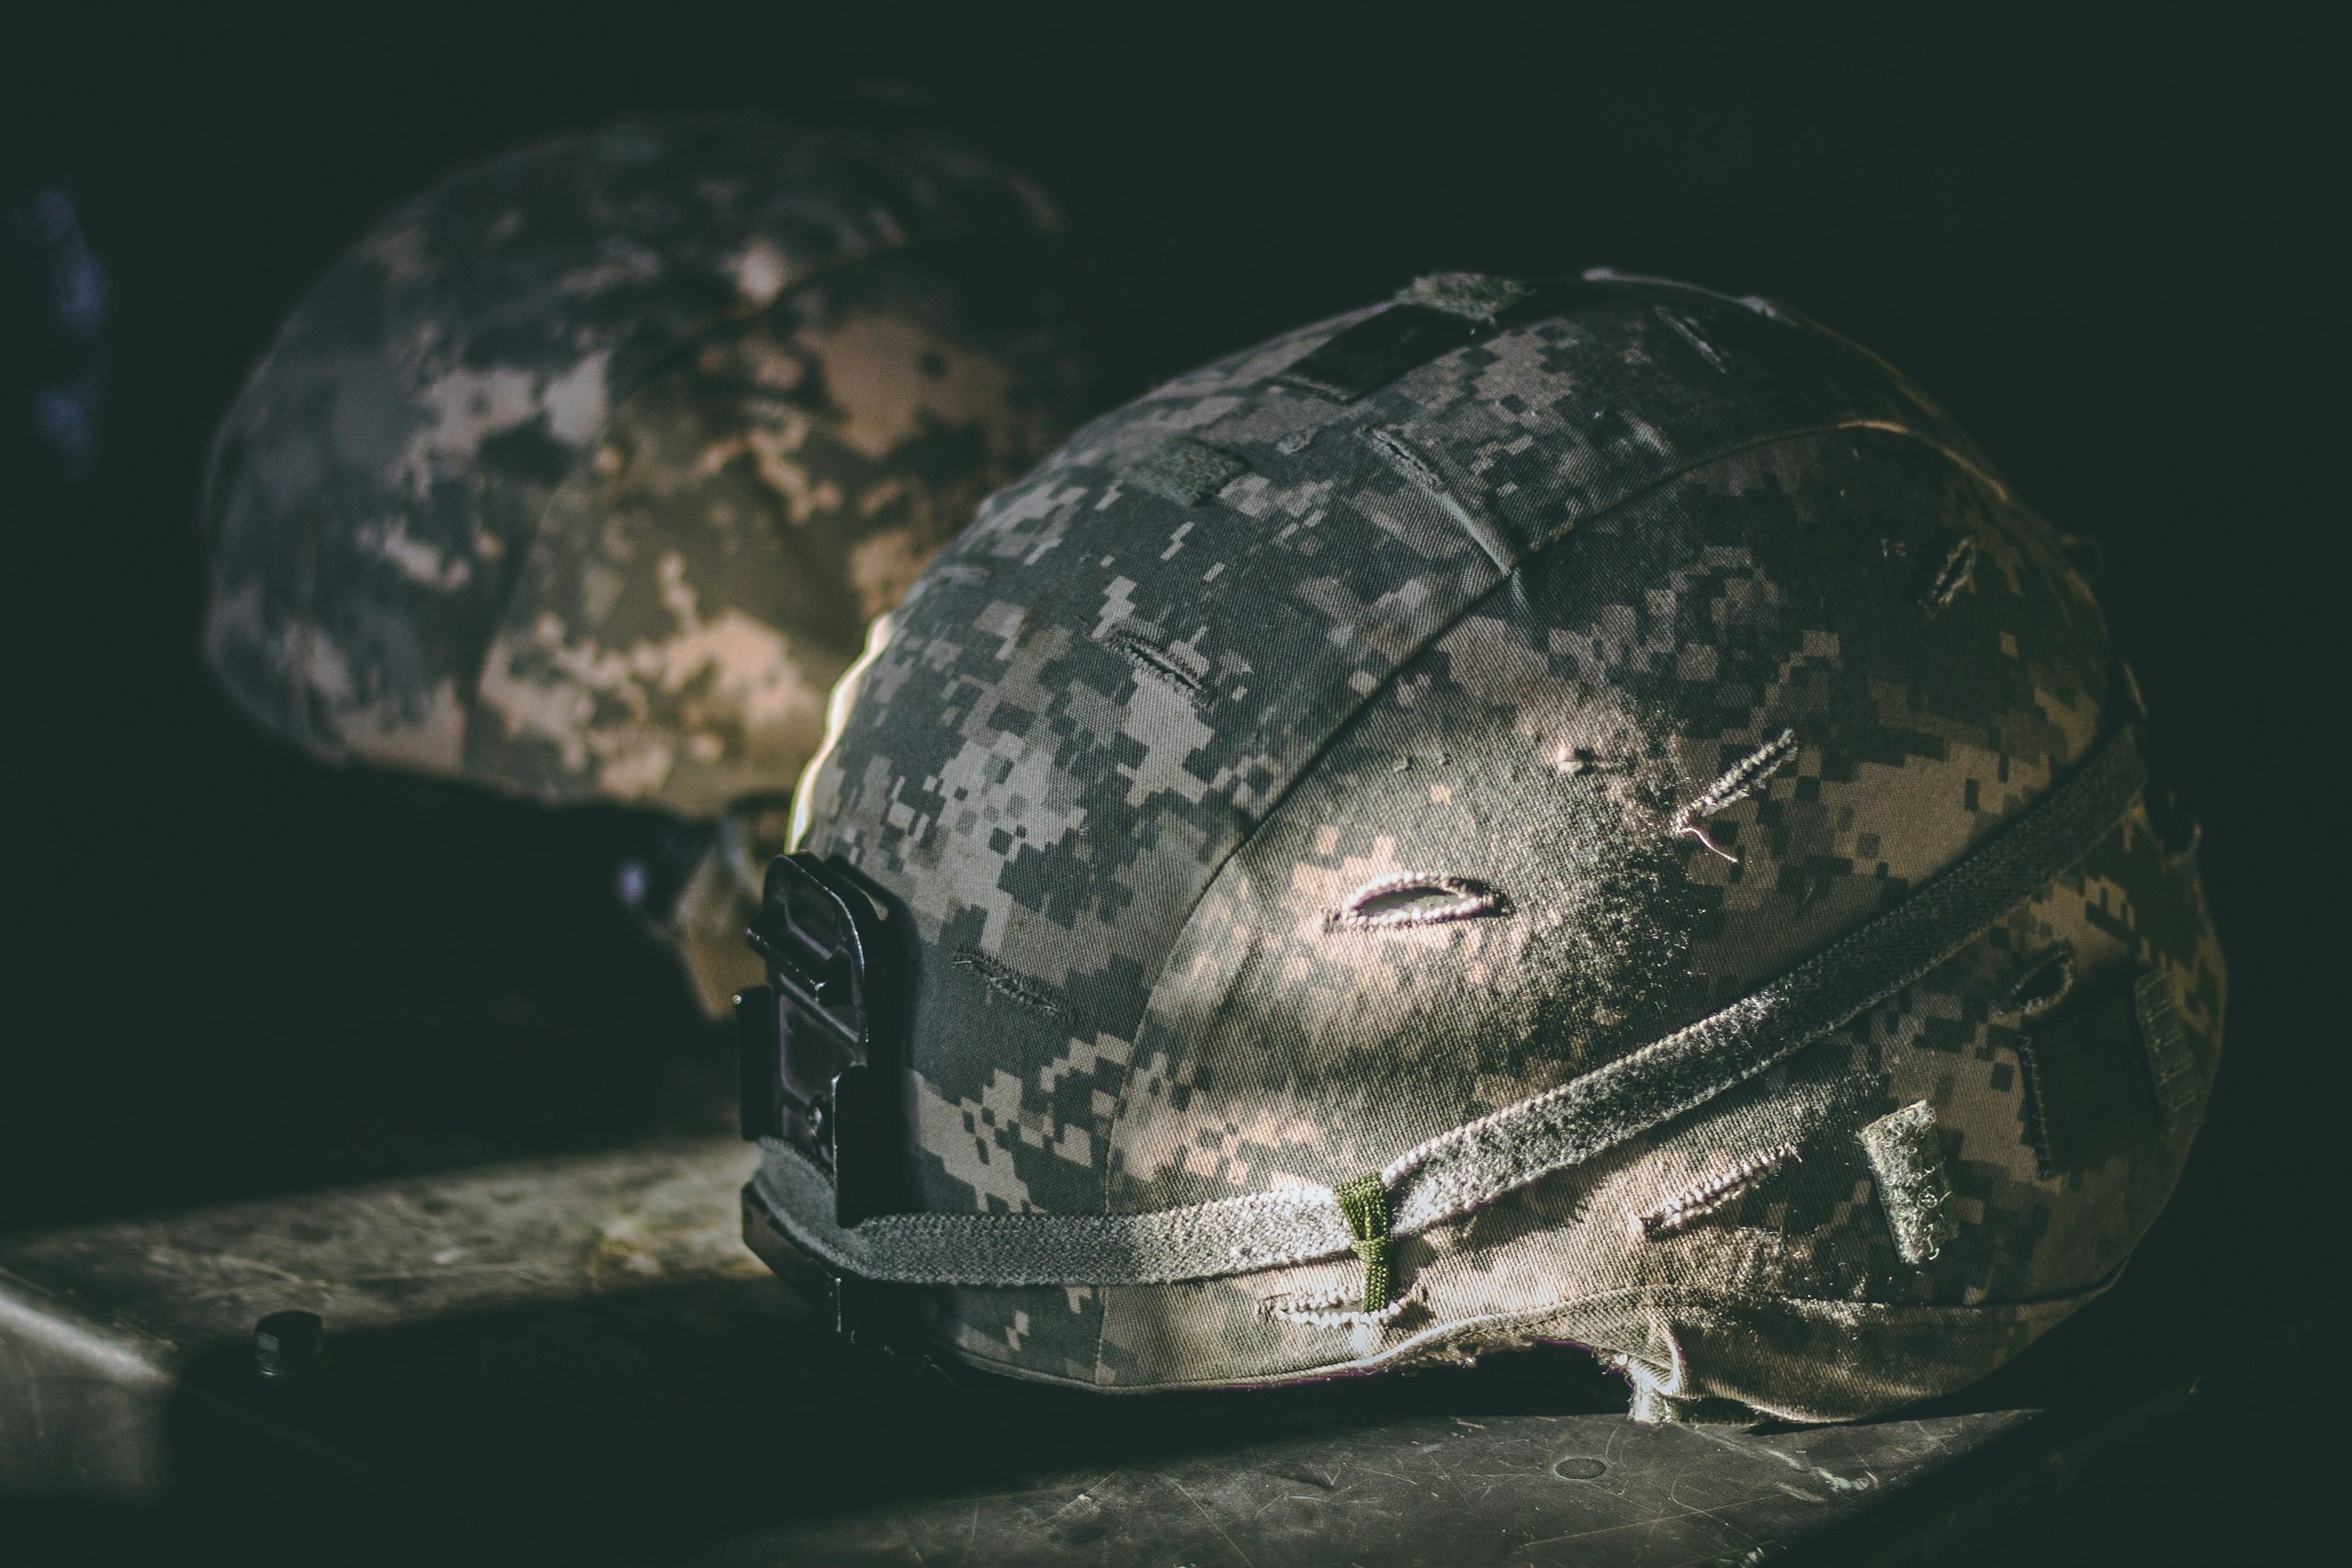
[203,114,1098,815]
[200,114,1102,1009]
[741,270,2223,1421]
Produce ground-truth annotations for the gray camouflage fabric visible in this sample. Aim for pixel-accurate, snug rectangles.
[772,272,2224,1420]
[203,115,1097,818]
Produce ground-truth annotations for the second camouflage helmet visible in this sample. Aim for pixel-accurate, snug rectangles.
[741,271,2223,1421]
[202,113,1100,819]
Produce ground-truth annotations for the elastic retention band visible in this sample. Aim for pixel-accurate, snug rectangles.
[750,726,2147,1289]
[1334,1173,1393,1311]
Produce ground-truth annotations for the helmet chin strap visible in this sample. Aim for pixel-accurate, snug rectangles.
[749,724,2149,1292]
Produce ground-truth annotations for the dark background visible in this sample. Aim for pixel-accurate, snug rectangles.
[5,4,2346,1562]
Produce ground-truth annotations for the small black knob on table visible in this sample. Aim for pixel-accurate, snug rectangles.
[253,1310,326,1378]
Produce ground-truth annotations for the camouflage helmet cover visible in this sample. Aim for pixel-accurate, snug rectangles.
[203,114,1098,818]
[747,271,2225,1422]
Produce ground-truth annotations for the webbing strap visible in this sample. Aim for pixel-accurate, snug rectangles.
[750,727,2147,1288]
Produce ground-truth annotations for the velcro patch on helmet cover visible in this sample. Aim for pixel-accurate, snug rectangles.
[1121,436,1250,507]
[1274,305,1479,402]
[1859,1102,1961,1266]
[2017,976,2164,1178]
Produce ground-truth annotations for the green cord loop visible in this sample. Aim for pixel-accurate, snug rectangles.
[1334,1172,1393,1313]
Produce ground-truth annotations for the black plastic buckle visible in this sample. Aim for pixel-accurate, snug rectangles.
[741,1185,895,1349]
[735,852,902,1227]
[741,1186,980,1388]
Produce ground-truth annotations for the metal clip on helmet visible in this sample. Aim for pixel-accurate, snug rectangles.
[741,271,2224,1422]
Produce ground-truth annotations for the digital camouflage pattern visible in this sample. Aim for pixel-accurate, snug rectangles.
[203,114,1098,819]
[774,272,2224,1420]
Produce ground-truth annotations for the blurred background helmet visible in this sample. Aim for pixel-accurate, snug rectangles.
[200,113,1104,1010]
[748,271,2223,1421]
